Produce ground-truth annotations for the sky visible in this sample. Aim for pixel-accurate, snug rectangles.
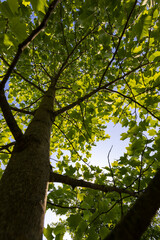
[43,121,129,240]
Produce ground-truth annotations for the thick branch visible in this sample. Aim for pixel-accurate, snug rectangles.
[49,172,137,197]
[0,0,61,90]
[0,90,23,141]
[104,169,160,240]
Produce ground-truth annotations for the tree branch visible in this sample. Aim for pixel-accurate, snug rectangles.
[49,172,137,197]
[98,0,138,87]
[104,169,160,240]
[47,201,94,211]
[0,0,61,90]
[0,90,23,141]
[54,60,152,117]
[104,88,160,121]
[0,56,45,94]
[10,106,35,115]
[54,24,99,83]
[0,142,15,152]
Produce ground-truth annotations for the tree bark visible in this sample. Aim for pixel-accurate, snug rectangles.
[0,86,55,240]
[104,169,160,240]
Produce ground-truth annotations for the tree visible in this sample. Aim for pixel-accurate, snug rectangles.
[0,0,160,239]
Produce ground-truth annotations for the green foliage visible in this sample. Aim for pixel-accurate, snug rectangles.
[1,0,160,239]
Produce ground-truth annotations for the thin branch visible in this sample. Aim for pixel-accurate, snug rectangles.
[88,202,118,228]
[107,146,116,186]
[54,24,99,83]
[0,90,23,141]
[54,60,151,117]
[0,0,61,90]
[10,106,35,115]
[98,0,138,87]
[18,96,43,111]
[0,142,15,153]
[124,158,156,191]
[47,201,94,211]
[49,172,138,197]
[0,56,45,93]
[40,63,53,81]
[53,122,91,167]
[59,4,69,55]
[104,88,160,121]
[87,195,131,230]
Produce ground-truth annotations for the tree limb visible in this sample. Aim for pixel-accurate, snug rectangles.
[0,90,23,141]
[49,172,137,197]
[47,201,94,211]
[0,142,15,152]
[10,106,35,115]
[104,169,160,240]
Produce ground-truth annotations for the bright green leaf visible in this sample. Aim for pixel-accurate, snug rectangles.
[30,0,47,13]
[133,45,142,53]
[22,0,30,6]
[153,9,159,19]
[148,129,156,136]
[140,15,152,39]
[149,51,160,62]
[3,34,13,47]
[43,225,53,240]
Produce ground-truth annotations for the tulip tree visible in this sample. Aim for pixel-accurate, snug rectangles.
[0,0,160,239]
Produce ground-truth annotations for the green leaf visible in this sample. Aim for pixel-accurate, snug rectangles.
[43,225,53,240]
[149,51,160,62]
[3,34,13,47]
[140,15,152,39]
[7,0,19,14]
[54,224,65,235]
[0,1,14,19]
[67,214,82,230]
[148,129,156,136]
[153,9,159,19]
[10,17,27,42]
[22,0,30,7]
[55,234,64,240]
[132,45,142,53]
[30,0,47,13]
[100,226,109,239]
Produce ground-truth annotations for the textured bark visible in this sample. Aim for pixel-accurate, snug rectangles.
[104,169,160,240]
[0,86,55,240]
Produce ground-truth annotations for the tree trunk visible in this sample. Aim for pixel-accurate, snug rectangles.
[0,86,55,240]
[104,169,160,240]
